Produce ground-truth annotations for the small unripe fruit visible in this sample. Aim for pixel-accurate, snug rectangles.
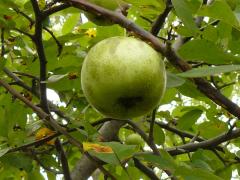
[81,36,166,119]
[125,134,144,146]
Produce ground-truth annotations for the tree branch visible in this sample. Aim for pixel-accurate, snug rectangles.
[67,0,240,121]
[71,120,124,180]
[43,27,63,56]
[166,128,240,156]
[55,138,72,180]
[0,78,115,179]
[148,108,157,147]
[31,0,50,113]
[5,118,113,155]
[12,28,34,40]
[13,8,34,27]
[133,158,159,180]
[31,149,62,174]
[1,28,4,56]
[42,3,71,18]
[150,0,172,36]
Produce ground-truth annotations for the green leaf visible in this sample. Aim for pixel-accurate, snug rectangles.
[197,0,239,28]
[177,109,203,131]
[104,142,137,160]
[0,148,10,158]
[0,58,7,73]
[198,119,228,139]
[0,152,33,172]
[90,142,137,165]
[192,149,225,171]
[167,72,185,88]
[90,151,119,165]
[172,0,199,35]
[176,164,224,180]
[45,74,68,83]
[178,39,240,64]
[137,149,177,172]
[62,13,80,35]
[178,65,240,78]
[153,124,165,145]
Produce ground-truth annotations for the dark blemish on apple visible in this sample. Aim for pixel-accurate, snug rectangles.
[117,96,143,108]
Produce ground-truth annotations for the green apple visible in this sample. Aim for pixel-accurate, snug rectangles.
[81,36,166,119]
[226,0,237,10]
[85,0,129,26]
[125,133,144,146]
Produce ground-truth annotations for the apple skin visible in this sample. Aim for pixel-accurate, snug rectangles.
[81,36,166,119]
[125,134,144,146]
[226,0,237,10]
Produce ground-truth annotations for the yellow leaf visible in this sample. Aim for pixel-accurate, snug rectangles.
[35,127,55,145]
[83,142,113,153]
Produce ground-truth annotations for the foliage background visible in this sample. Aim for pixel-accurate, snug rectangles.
[1,0,240,179]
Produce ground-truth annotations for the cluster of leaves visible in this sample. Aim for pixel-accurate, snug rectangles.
[1,0,240,179]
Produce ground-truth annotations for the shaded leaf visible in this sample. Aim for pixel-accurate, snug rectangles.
[197,0,239,28]
[177,109,203,131]
[178,39,240,64]
[153,124,165,145]
[172,0,199,35]
[178,65,240,78]
[0,148,10,158]
[137,149,177,172]
[167,72,185,88]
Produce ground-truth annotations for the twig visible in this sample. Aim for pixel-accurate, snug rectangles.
[148,108,157,149]
[13,8,34,27]
[219,82,236,90]
[133,158,159,180]
[31,150,62,174]
[12,28,34,40]
[4,67,73,122]
[212,149,226,167]
[43,27,63,56]
[13,71,39,80]
[190,131,200,143]
[139,16,153,24]
[166,128,240,156]
[55,139,72,180]
[31,0,50,113]
[153,120,223,152]
[1,28,4,56]
[42,3,71,18]
[4,118,110,155]
[150,0,172,36]
[111,119,176,179]
[154,121,204,141]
